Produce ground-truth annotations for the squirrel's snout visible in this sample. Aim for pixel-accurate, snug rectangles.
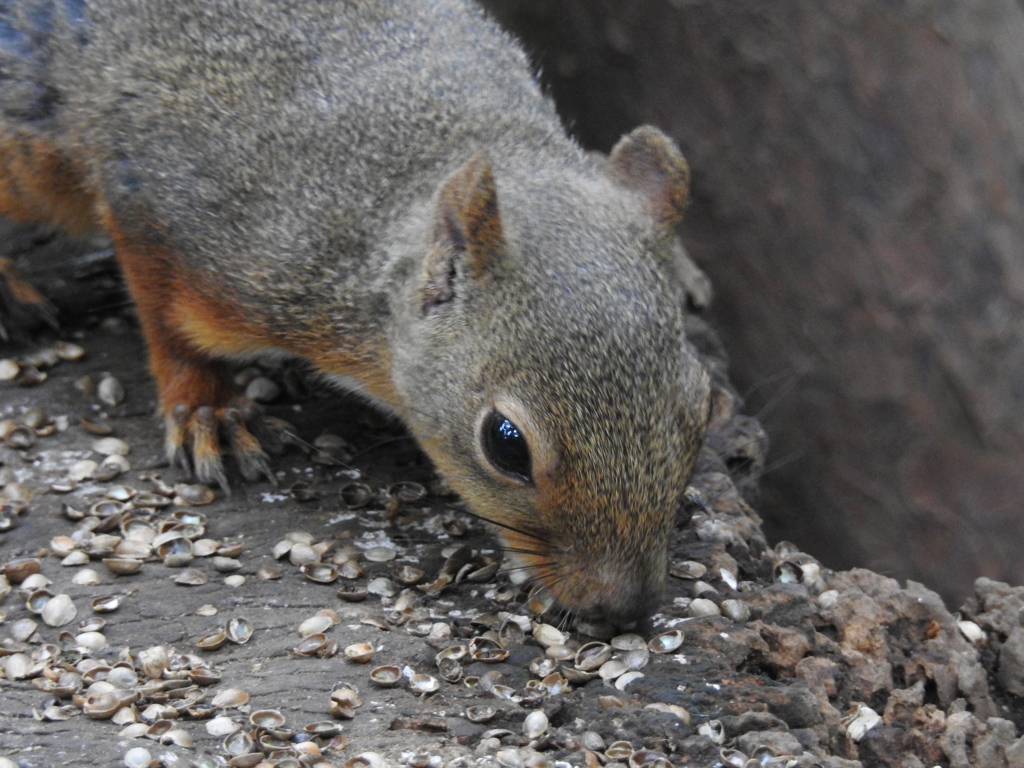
[497,518,670,625]
[546,556,667,626]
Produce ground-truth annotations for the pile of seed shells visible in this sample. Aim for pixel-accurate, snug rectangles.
[1,618,351,768]
[6,320,1024,768]
[256,506,723,767]
[2,531,354,768]
[260,468,501,612]
[46,476,234,582]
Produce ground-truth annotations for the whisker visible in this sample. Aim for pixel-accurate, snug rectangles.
[508,590,536,623]
[499,547,552,558]
[502,561,564,575]
[557,608,572,633]
[690,446,807,513]
[264,426,364,473]
[756,449,804,477]
[695,433,768,474]
[752,369,805,423]
[458,508,548,544]
[347,434,418,461]
[741,367,798,404]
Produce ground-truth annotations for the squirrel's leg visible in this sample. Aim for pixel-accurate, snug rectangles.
[0,133,95,337]
[0,132,276,487]
[107,223,278,491]
[0,257,57,340]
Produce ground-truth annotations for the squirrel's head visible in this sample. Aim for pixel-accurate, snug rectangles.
[390,126,711,626]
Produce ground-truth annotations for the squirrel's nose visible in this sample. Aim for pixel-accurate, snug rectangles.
[597,584,663,627]
[565,559,666,627]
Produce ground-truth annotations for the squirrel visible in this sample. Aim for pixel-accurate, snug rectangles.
[0,0,712,625]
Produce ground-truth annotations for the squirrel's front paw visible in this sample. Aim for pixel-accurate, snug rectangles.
[0,257,58,341]
[164,398,281,492]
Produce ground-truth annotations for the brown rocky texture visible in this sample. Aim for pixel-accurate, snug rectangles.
[477,0,1024,607]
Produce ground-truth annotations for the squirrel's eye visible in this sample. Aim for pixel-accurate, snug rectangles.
[480,410,532,483]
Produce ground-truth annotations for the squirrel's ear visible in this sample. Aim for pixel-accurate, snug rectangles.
[608,126,690,229]
[423,152,506,312]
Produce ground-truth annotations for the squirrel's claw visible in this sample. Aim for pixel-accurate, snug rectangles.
[189,406,230,493]
[163,399,276,492]
[166,404,194,475]
[222,406,277,486]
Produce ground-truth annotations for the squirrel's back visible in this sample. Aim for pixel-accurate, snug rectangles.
[5,0,576,316]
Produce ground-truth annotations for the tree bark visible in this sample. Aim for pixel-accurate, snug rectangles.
[480,0,1024,604]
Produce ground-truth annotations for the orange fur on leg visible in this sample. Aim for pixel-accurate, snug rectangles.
[105,218,277,488]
